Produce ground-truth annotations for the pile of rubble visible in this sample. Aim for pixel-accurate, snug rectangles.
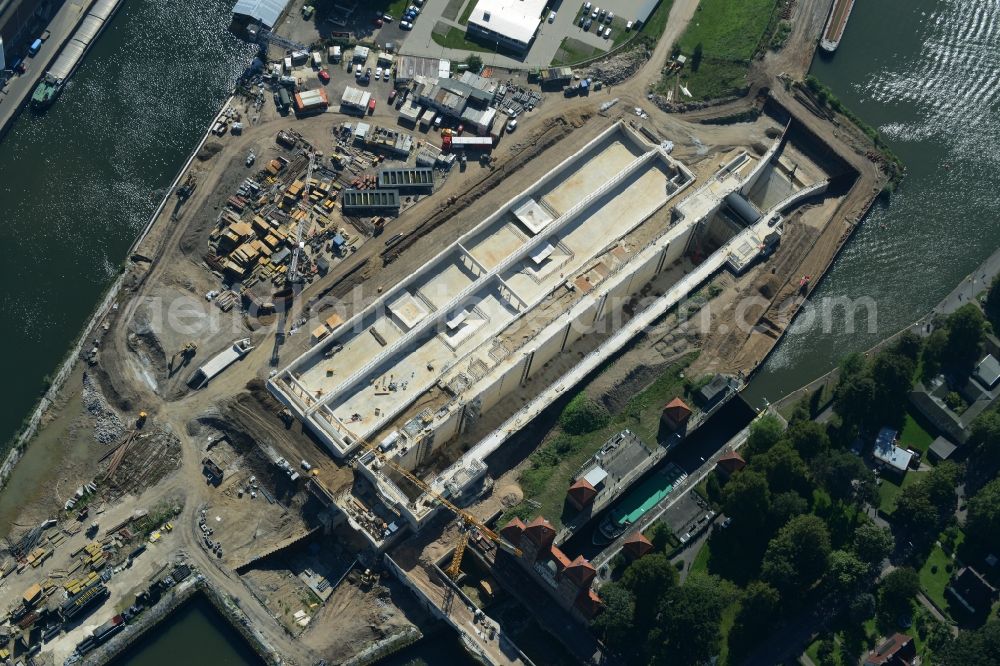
[583,47,650,86]
[83,372,126,445]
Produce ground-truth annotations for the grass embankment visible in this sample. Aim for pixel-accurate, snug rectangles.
[551,37,601,67]
[799,76,906,191]
[502,353,699,529]
[662,0,782,101]
[457,0,478,25]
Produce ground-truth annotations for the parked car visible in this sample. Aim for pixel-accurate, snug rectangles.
[506,119,517,132]
[373,17,383,27]
[606,11,614,22]
[626,20,633,30]
[583,1,592,10]
[578,15,586,26]
[366,67,372,78]
[591,7,599,19]
[376,66,383,79]
[382,13,393,21]
[318,69,330,83]
[603,26,612,38]
[548,10,556,22]
[388,89,397,103]
[583,18,592,30]
[400,20,413,29]
[407,4,420,14]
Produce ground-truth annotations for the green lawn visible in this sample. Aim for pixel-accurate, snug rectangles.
[901,410,936,457]
[663,0,781,100]
[919,532,963,618]
[690,539,711,577]
[877,470,926,516]
[637,0,675,43]
[551,37,601,67]
[457,0,479,25]
[717,601,739,665]
[919,544,952,612]
[431,23,498,53]
[502,353,698,529]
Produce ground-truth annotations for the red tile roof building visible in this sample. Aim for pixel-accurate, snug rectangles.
[661,397,693,431]
[566,478,598,510]
[622,531,654,559]
[863,633,915,666]
[501,514,603,622]
[715,450,746,478]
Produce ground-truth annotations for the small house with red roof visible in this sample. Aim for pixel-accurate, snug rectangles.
[715,450,746,478]
[661,397,693,432]
[622,531,653,560]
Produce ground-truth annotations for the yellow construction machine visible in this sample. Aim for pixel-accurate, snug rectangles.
[340,423,521,580]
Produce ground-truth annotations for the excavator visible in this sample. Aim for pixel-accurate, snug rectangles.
[339,422,521,580]
[168,342,197,372]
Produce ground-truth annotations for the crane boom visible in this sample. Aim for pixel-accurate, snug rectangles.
[287,151,315,285]
[344,423,519,556]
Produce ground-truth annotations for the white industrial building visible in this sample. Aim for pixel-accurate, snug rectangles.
[466,0,546,53]
[231,0,290,29]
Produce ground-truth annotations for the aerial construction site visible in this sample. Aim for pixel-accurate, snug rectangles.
[0,0,892,663]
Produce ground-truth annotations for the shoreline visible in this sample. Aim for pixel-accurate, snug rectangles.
[0,89,240,499]
[767,244,1000,415]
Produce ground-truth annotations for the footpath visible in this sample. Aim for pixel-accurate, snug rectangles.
[0,0,98,139]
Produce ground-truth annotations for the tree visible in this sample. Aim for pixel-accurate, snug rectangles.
[646,521,676,552]
[559,394,610,434]
[728,581,781,660]
[870,352,916,426]
[834,373,876,433]
[937,620,1000,666]
[849,592,876,623]
[746,414,784,458]
[786,420,830,461]
[839,352,867,379]
[816,450,873,503]
[878,567,920,619]
[722,469,771,530]
[756,443,814,498]
[761,515,832,595]
[965,477,1000,553]
[648,574,733,666]
[691,43,704,72]
[769,490,809,527]
[891,330,923,362]
[852,522,894,569]
[921,328,949,380]
[894,462,960,545]
[590,582,634,650]
[464,54,483,72]
[985,275,1000,332]
[620,553,678,635]
[825,549,869,597]
[944,303,987,370]
[969,410,1000,465]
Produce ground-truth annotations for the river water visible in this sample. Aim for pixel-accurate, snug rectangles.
[1,0,997,661]
[0,0,255,451]
[744,0,1000,406]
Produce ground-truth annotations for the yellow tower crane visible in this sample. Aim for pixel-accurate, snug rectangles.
[340,423,521,579]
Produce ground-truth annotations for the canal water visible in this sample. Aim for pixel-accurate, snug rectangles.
[0,0,255,452]
[108,595,264,665]
[744,0,1000,407]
